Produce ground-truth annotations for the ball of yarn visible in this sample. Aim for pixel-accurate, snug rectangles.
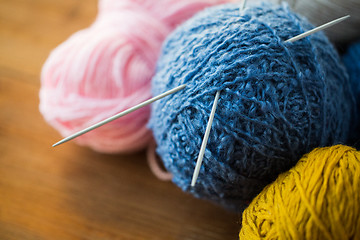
[266,0,360,43]
[39,0,231,153]
[149,2,355,210]
[239,145,360,239]
[343,41,360,144]
[343,41,360,109]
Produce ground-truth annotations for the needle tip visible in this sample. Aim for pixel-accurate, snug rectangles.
[52,140,64,147]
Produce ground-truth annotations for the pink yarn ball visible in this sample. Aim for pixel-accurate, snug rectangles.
[40,0,232,153]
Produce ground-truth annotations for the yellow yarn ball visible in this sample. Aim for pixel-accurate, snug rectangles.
[239,145,360,240]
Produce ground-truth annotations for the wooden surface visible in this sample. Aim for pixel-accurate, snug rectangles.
[0,0,240,239]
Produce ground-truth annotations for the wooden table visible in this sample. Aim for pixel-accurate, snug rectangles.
[0,1,240,239]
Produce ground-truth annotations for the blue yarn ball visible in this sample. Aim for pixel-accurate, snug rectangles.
[343,41,360,142]
[149,2,355,211]
[343,41,360,94]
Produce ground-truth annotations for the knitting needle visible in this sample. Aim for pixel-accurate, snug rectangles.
[240,0,247,13]
[285,15,350,43]
[52,84,187,147]
[191,1,248,186]
[191,91,220,187]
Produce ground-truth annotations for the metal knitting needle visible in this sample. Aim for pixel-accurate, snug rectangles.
[285,15,350,43]
[239,0,247,13]
[191,91,220,187]
[191,1,248,187]
[52,84,187,147]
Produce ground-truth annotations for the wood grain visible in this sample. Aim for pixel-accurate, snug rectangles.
[0,1,240,239]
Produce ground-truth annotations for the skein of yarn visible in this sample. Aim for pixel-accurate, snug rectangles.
[343,41,360,143]
[39,0,232,153]
[343,41,360,107]
[149,2,355,210]
[266,0,360,43]
[239,145,360,240]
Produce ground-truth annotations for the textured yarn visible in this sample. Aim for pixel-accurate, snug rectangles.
[239,145,360,240]
[39,0,231,153]
[343,41,360,144]
[265,0,360,43]
[149,2,355,210]
[343,41,360,113]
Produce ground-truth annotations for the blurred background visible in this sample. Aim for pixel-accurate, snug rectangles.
[0,0,240,239]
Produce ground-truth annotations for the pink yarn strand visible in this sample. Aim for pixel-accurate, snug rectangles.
[147,138,173,181]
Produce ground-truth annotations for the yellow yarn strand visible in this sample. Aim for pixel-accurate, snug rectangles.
[239,145,360,240]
